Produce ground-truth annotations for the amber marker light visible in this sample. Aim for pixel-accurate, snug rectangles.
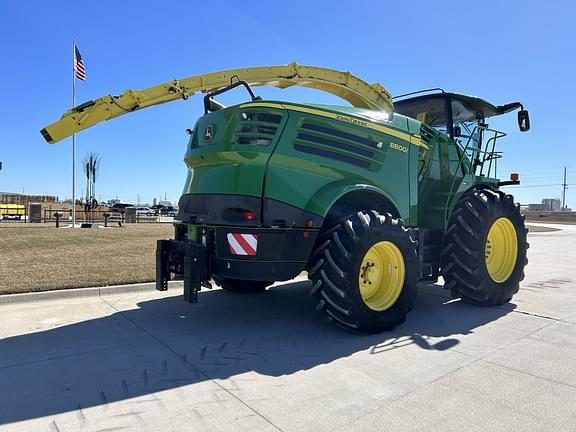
[510,173,519,181]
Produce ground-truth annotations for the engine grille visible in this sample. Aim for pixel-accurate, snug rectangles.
[293,121,379,169]
[234,111,282,146]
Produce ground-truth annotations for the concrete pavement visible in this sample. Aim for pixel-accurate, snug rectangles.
[0,223,575,431]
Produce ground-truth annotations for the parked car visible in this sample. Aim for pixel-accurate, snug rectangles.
[136,207,154,216]
[150,204,164,214]
[160,206,178,217]
[109,203,134,213]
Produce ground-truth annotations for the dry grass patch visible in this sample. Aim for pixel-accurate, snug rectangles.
[526,224,561,233]
[525,212,576,224]
[0,224,173,294]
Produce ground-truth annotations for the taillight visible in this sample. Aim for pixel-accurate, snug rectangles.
[243,211,256,221]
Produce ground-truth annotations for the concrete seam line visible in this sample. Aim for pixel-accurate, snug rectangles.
[0,343,129,372]
[481,358,576,391]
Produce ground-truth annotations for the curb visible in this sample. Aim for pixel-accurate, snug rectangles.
[0,282,174,305]
[0,273,310,306]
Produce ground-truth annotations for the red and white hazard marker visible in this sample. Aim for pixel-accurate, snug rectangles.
[227,233,258,256]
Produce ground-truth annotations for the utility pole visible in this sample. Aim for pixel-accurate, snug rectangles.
[562,166,568,210]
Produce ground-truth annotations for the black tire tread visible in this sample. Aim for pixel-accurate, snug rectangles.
[308,210,419,333]
[441,188,528,305]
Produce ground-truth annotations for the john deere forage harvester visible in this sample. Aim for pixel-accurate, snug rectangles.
[42,64,530,333]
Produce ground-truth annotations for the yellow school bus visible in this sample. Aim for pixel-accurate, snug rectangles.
[0,204,26,219]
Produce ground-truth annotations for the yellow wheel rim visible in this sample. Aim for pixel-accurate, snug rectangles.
[485,217,518,283]
[358,241,405,311]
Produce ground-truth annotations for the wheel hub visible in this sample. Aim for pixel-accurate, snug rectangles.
[485,217,518,283]
[358,241,405,311]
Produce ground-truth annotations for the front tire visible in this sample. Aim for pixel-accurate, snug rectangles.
[308,211,419,333]
[441,188,528,305]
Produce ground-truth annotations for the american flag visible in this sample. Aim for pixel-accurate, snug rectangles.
[74,45,86,81]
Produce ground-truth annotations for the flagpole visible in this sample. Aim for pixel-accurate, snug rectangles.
[71,39,76,227]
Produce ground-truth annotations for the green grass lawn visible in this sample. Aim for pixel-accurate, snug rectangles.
[0,224,173,294]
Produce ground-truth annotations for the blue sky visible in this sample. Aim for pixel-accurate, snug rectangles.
[1,0,575,207]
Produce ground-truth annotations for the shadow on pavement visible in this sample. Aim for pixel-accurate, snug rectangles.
[0,281,514,425]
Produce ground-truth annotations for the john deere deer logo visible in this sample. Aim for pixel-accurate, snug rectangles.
[204,125,214,142]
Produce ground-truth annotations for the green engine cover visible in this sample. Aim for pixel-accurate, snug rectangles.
[181,100,493,229]
[183,101,429,225]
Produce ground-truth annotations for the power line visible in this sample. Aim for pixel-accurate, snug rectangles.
[510,183,575,189]
[520,180,566,184]
[518,166,573,173]
[522,173,567,178]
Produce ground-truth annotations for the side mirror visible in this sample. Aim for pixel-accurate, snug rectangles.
[518,110,530,132]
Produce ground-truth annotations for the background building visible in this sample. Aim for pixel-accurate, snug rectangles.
[0,192,58,205]
[528,198,563,212]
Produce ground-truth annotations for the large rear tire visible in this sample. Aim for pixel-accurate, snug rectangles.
[308,211,419,333]
[441,188,528,305]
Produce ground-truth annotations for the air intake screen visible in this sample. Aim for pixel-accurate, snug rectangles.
[235,111,282,146]
[294,121,378,168]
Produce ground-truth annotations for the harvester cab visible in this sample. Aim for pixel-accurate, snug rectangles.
[394,89,530,179]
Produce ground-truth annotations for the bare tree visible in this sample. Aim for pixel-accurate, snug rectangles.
[82,152,100,215]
